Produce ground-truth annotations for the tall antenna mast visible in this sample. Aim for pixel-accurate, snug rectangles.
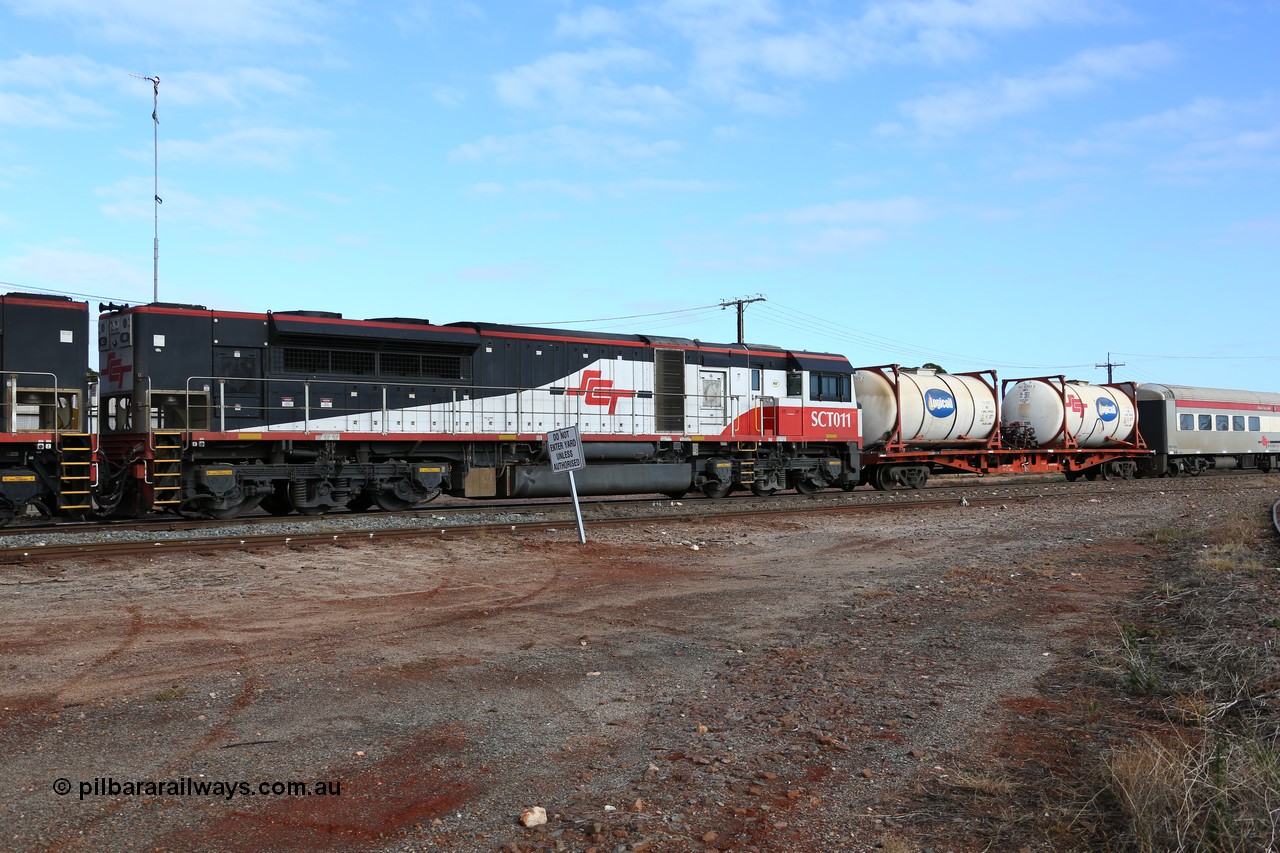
[130,73,161,303]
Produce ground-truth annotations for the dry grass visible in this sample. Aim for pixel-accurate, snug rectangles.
[1094,503,1280,851]
[1198,542,1266,573]
[878,834,921,853]
[944,770,1017,798]
[1106,731,1280,852]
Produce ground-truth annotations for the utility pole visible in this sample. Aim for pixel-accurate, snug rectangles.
[130,73,161,303]
[719,294,765,344]
[1096,352,1125,383]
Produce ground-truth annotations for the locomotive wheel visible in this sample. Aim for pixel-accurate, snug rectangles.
[374,488,440,512]
[701,481,731,499]
[206,494,264,520]
[750,482,776,497]
[293,504,329,516]
[664,490,688,500]
[261,486,293,516]
[1084,469,1100,481]
[346,493,375,512]
[794,478,820,495]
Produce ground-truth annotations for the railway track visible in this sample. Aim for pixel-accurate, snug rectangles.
[0,469,1265,542]
[3,473,1274,565]
[0,491,1045,564]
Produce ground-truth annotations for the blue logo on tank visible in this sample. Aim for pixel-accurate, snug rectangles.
[924,389,956,418]
[1096,399,1119,422]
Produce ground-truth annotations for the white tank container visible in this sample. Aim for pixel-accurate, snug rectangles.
[853,367,997,446]
[1001,379,1136,448]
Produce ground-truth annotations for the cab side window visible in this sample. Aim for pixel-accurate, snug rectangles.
[808,372,851,402]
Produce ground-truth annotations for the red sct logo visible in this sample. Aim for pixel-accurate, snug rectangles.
[566,370,632,414]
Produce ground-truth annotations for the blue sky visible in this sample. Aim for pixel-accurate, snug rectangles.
[2,0,1277,390]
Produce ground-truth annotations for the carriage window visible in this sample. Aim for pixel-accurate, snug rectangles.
[1199,414,1212,430]
[1179,414,1194,431]
[1233,416,1245,431]
[1249,416,1261,431]
[1216,415,1229,431]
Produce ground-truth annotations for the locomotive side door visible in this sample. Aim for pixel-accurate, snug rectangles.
[697,369,728,433]
[213,347,263,428]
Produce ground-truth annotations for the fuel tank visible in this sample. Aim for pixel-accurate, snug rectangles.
[853,367,997,447]
[1001,379,1136,448]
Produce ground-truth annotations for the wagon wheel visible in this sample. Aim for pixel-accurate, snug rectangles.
[750,482,776,497]
[873,466,896,491]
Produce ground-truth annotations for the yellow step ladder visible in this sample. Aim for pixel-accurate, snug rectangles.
[738,442,757,485]
[57,432,94,512]
[152,431,185,509]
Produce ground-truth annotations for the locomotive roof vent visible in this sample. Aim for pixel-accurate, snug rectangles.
[273,310,344,319]
[367,316,432,325]
[4,291,75,302]
[148,301,209,310]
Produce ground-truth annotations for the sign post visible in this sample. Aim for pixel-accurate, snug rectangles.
[547,425,587,544]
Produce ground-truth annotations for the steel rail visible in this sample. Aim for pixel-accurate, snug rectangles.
[0,494,1036,565]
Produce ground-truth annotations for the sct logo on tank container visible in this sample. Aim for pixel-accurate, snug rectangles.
[924,389,957,417]
[1096,399,1119,422]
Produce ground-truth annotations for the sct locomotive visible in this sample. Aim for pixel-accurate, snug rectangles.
[0,293,92,524]
[96,301,861,518]
[0,291,1274,523]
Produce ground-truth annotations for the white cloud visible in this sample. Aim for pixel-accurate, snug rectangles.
[97,178,297,235]
[450,126,681,166]
[1155,125,1280,178]
[163,68,312,108]
[762,196,933,226]
[793,227,891,253]
[425,83,466,107]
[554,5,628,39]
[751,196,932,255]
[494,47,682,125]
[3,0,333,45]
[0,54,124,126]
[1,243,150,296]
[456,262,544,282]
[894,41,1175,136]
[159,127,330,169]
[0,53,123,88]
[0,90,114,127]
[1024,96,1280,180]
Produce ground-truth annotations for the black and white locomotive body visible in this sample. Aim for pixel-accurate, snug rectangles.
[97,303,862,518]
[0,293,92,523]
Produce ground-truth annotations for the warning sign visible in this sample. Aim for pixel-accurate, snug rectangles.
[547,425,585,474]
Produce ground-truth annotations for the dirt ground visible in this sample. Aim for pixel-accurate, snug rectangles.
[2,480,1277,852]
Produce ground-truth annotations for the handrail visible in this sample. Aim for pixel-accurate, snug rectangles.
[165,372,791,438]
